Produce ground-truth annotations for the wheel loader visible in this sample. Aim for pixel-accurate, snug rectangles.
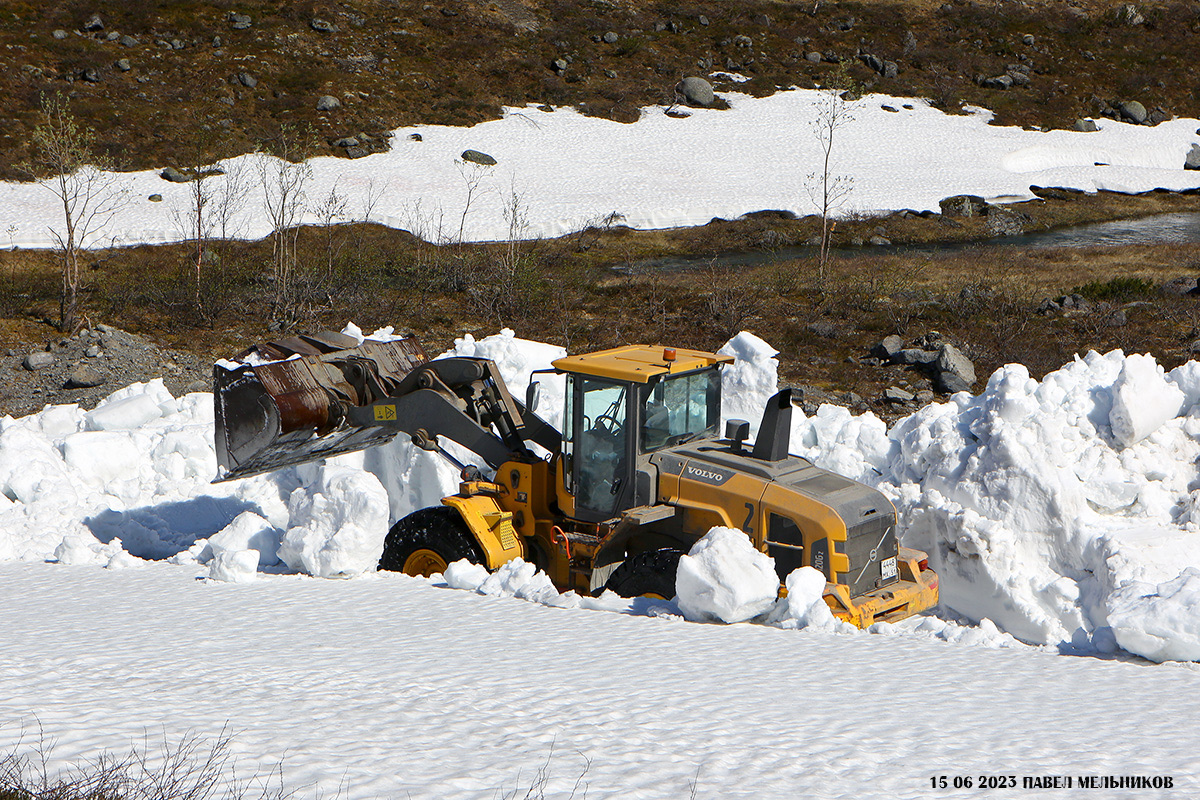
[212,330,938,627]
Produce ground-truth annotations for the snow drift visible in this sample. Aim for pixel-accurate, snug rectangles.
[5,325,1200,662]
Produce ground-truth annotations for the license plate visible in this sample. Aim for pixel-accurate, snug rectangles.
[881,556,897,581]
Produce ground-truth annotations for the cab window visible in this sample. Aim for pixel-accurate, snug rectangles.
[641,368,720,452]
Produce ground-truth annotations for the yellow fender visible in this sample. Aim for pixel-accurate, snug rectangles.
[442,493,524,569]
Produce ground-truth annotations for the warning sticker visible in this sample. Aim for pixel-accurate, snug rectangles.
[373,405,397,422]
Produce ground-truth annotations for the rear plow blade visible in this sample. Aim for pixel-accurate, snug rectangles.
[212,333,428,482]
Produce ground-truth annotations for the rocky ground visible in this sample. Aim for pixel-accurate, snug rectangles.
[0,324,210,417]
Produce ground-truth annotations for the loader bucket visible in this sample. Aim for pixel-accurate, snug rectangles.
[213,333,428,482]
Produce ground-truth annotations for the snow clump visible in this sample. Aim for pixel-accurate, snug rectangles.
[277,465,390,578]
[676,527,780,623]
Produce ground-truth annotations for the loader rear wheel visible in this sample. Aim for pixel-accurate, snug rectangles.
[604,548,684,599]
[379,507,484,577]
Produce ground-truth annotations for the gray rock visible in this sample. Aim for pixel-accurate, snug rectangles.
[311,18,337,33]
[115,58,131,71]
[884,387,915,403]
[23,351,55,371]
[806,51,822,63]
[868,235,891,246]
[903,30,918,54]
[160,166,191,183]
[1186,143,1200,170]
[119,34,136,47]
[980,74,1013,90]
[344,146,367,159]
[212,36,222,47]
[807,321,838,339]
[1115,3,1145,25]
[1022,33,1035,45]
[171,38,184,50]
[895,348,939,366]
[986,208,1024,237]
[316,95,341,111]
[148,193,162,202]
[84,14,104,32]
[86,344,103,357]
[699,15,709,25]
[603,31,618,44]
[105,31,120,41]
[915,389,935,404]
[65,365,105,389]
[552,58,567,73]
[939,195,987,218]
[859,53,884,74]
[883,61,899,79]
[1037,298,1061,314]
[229,12,252,30]
[733,34,752,48]
[1107,310,1128,327]
[461,149,497,166]
[1117,100,1147,124]
[872,335,904,359]
[1073,118,1099,132]
[934,344,976,393]
[53,29,68,39]
[1160,276,1198,296]
[238,72,257,88]
[332,136,359,148]
[675,76,714,108]
[80,67,101,83]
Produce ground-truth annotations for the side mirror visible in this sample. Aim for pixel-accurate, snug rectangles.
[525,380,541,413]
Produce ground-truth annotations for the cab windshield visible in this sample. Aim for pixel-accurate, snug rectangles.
[641,368,721,452]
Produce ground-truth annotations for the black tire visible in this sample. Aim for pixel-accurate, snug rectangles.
[604,548,684,599]
[378,506,485,576]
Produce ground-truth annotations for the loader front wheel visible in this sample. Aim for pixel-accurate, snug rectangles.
[379,507,484,577]
[604,548,684,599]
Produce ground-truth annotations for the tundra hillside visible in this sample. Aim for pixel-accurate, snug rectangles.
[1,0,1199,418]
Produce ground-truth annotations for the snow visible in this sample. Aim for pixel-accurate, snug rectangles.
[3,90,1199,249]
[676,527,780,623]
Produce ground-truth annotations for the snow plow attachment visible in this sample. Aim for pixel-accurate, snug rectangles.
[213,332,428,482]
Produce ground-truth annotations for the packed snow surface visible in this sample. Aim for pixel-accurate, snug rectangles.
[3,88,1199,249]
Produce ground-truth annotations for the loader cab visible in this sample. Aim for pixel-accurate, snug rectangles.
[550,345,732,523]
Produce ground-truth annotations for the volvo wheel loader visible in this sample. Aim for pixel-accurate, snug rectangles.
[213,331,938,627]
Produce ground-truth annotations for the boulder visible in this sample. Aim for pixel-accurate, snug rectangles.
[64,365,105,389]
[119,34,137,47]
[1073,118,1099,132]
[1160,276,1198,297]
[53,29,68,39]
[228,12,252,29]
[461,149,497,166]
[1115,3,1145,25]
[939,195,987,218]
[979,74,1013,90]
[84,14,104,32]
[806,51,822,63]
[310,18,337,33]
[115,58,131,72]
[23,351,55,371]
[602,31,618,44]
[895,348,938,366]
[237,72,257,88]
[1186,143,1200,171]
[884,387,915,403]
[985,208,1024,237]
[934,344,976,393]
[316,95,341,111]
[872,334,903,359]
[160,166,190,183]
[1117,100,1147,124]
[675,76,715,108]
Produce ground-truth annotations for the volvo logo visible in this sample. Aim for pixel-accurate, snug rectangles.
[685,464,732,485]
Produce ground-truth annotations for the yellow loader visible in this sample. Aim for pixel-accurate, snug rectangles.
[213,331,937,626]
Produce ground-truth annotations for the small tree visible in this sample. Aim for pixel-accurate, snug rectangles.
[806,63,858,282]
[22,93,126,332]
[255,124,314,327]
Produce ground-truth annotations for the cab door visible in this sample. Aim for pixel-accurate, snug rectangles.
[563,374,636,522]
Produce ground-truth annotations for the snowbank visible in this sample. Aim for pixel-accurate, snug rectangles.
[7,325,1200,662]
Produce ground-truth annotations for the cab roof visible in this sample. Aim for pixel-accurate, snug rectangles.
[552,344,733,384]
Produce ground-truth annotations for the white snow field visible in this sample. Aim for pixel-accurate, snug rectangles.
[2,85,1199,249]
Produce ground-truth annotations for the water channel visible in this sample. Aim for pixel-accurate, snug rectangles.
[627,211,1200,273]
